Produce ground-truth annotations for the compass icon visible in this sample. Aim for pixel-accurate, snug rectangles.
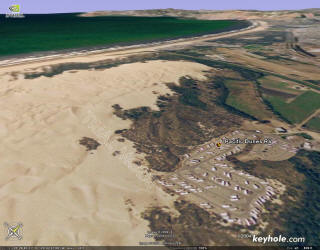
[4,222,23,240]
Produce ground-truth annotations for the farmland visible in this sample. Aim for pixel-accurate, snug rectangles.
[224,80,273,121]
[0,14,245,56]
[304,117,320,132]
[263,91,320,124]
[258,76,304,95]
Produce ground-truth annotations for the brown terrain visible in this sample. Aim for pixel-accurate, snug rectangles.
[0,8,320,247]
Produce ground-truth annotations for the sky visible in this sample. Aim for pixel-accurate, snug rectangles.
[1,0,319,14]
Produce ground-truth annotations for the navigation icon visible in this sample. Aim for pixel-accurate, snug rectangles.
[4,222,23,241]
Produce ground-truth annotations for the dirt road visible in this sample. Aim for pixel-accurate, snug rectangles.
[297,109,320,129]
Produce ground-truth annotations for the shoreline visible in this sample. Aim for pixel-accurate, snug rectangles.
[0,20,257,68]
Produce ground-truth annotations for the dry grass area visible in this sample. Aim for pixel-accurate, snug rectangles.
[80,9,320,21]
[217,48,320,82]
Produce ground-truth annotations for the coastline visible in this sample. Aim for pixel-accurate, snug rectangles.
[0,20,255,68]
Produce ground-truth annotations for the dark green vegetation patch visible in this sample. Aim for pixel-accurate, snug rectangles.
[171,77,207,110]
[113,75,243,172]
[0,14,246,56]
[295,132,313,140]
[229,150,320,246]
[304,117,320,132]
[79,137,101,151]
[143,201,251,246]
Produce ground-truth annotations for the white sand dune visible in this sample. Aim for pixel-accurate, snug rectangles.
[0,60,210,245]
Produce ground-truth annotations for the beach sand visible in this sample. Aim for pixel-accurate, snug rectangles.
[0,60,210,245]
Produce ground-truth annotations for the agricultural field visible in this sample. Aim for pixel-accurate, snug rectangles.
[304,117,320,132]
[224,80,274,121]
[0,14,245,56]
[258,75,306,94]
[264,91,320,124]
[243,44,267,51]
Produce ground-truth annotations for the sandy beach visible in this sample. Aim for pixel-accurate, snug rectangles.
[0,19,269,245]
[0,21,267,68]
[0,59,210,245]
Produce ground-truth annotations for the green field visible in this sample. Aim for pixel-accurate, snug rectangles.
[0,14,245,56]
[224,80,273,120]
[304,117,320,132]
[264,91,320,124]
[243,44,266,51]
[258,76,302,94]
